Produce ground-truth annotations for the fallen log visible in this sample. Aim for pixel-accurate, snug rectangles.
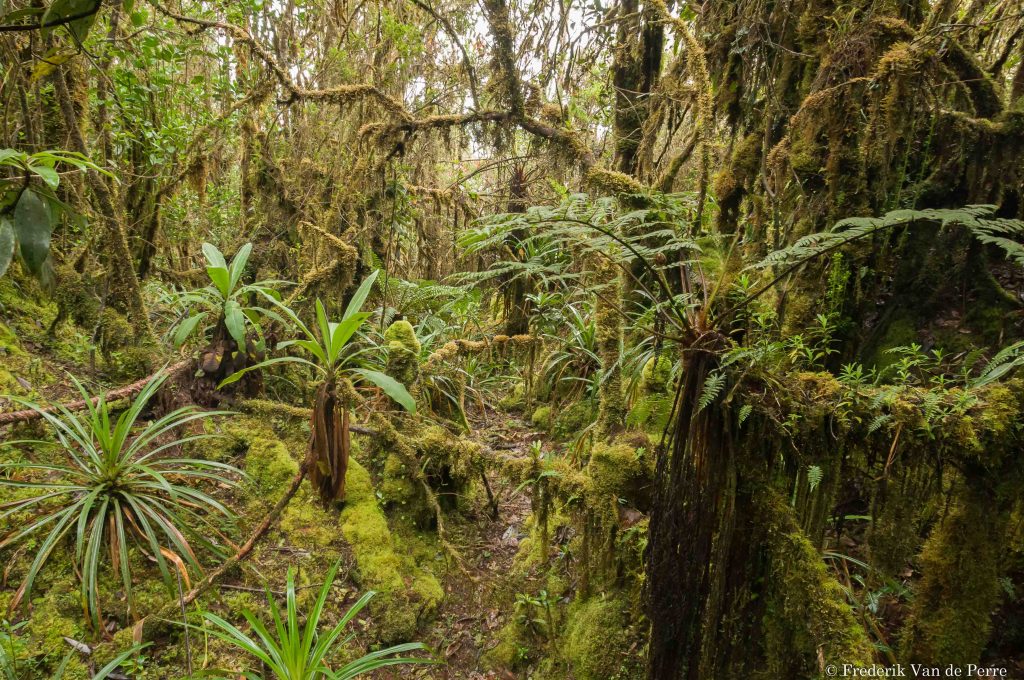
[0,358,193,427]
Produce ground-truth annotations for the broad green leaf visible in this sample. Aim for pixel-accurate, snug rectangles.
[343,269,379,320]
[173,312,207,348]
[29,164,59,188]
[13,189,52,275]
[353,369,416,413]
[207,266,230,298]
[0,217,14,278]
[1,8,45,23]
[228,242,252,291]
[315,299,331,345]
[224,300,247,352]
[202,242,228,270]
[329,312,370,360]
[41,0,100,43]
[203,243,231,296]
[0,149,25,166]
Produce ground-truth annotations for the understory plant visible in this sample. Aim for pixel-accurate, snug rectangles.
[197,561,436,679]
[0,370,239,630]
[221,270,415,505]
[170,242,289,388]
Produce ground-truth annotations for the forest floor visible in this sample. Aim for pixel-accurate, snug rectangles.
[411,409,543,679]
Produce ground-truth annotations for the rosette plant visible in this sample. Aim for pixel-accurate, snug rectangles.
[0,370,239,630]
[222,270,415,505]
[197,562,437,679]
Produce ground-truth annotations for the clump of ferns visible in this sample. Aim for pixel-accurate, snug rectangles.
[0,371,240,631]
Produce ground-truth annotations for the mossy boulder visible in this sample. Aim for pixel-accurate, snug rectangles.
[379,452,433,525]
[531,405,552,429]
[562,595,644,680]
[236,422,300,496]
[552,400,595,440]
[340,457,442,643]
[482,619,532,671]
[498,381,527,411]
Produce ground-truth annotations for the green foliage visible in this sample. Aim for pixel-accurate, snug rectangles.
[806,465,823,492]
[0,149,111,280]
[40,0,101,43]
[456,193,700,302]
[0,370,239,630]
[170,242,289,352]
[752,205,1024,272]
[222,270,415,412]
[195,562,437,679]
[697,371,726,411]
[539,303,600,400]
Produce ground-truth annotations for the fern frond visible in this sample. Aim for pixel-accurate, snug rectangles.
[698,371,727,411]
[806,464,823,492]
[751,205,1024,271]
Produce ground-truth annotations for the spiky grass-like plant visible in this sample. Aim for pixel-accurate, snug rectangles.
[0,370,238,629]
[199,562,437,679]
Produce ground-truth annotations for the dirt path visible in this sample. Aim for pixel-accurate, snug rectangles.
[411,410,544,679]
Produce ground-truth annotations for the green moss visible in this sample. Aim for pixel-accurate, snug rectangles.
[552,400,595,440]
[383,319,420,352]
[229,420,300,497]
[482,619,532,671]
[379,453,432,525]
[531,405,552,428]
[497,381,526,411]
[587,442,653,506]
[758,491,873,677]
[384,320,421,389]
[280,492,339,547]
[562,595,644,680]
[901,483,1005,666]
[21,574,89,677]
[340,457,442,643]
[0,321,31,396]
[867,315,918,371]
[640,355,673,393]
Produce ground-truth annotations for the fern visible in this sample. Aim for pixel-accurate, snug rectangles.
[970,340,1024,388]
[737,403,753,426]
[698,371,726,411]
[806,464,823,492]
[751,205,1024,271]
[868,413,892,434]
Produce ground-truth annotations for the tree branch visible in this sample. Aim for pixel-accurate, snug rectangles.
[152,3,411,120]
[0,0,102,33]
[0,359,191,426]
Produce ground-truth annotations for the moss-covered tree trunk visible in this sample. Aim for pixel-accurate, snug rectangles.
[52,67,155,345]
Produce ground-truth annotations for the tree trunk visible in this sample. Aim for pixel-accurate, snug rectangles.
[53,67,156,345]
